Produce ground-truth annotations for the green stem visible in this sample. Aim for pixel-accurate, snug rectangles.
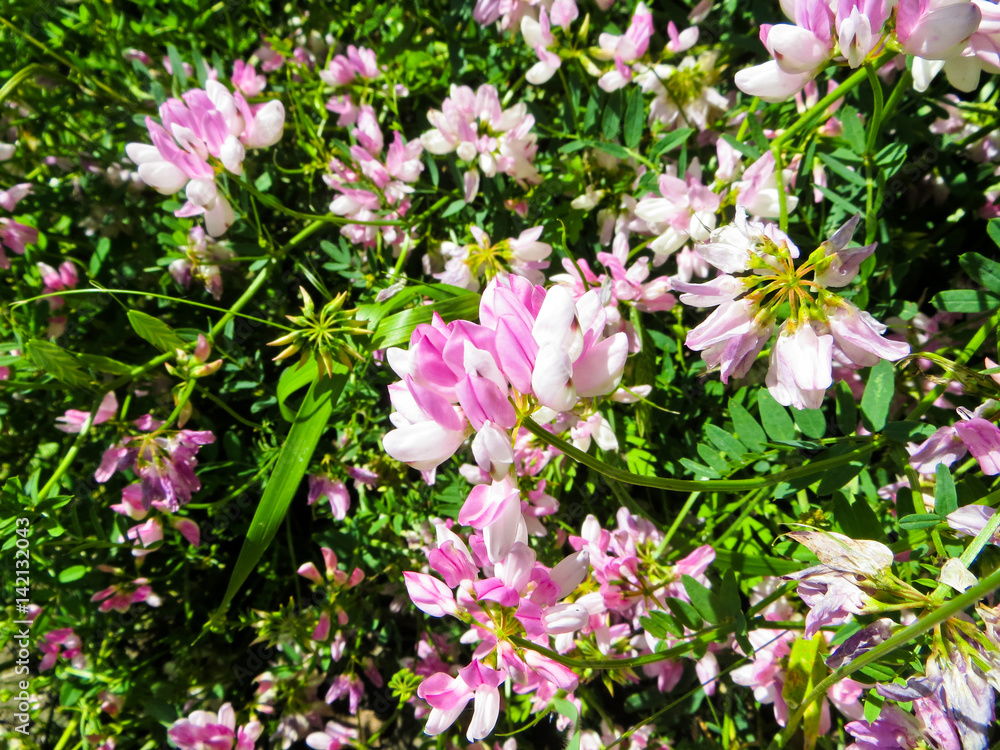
[772,145,790,233]
[509,625,727,670]
[735,97,760,142]
[772,54,894,151]
[766,563,1000,750]
[233,175,404,226]
[881,70,913,125]
[959,497,1000,568]
[0,63,47,108]
[12,289,292,331]
[160,379,197,431]
[521,417,881,493]
[660,491,700,550]
[194,383,263,429]
[864,63,885,245]
[51,721,76,750]
[36,392,102,500]
[907,307,1000,421]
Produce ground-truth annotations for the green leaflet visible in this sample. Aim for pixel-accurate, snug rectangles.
[216,365,348,616]
[25,340,92,389]
[860,359,894,432]
[127,310,187,352]
[782,635,826,750]
[371,294,479,349]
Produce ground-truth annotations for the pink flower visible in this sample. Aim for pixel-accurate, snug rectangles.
[231,60,266,97]
[90,577,161,613]
[39,628,85,671]
[56,391,118,433]
[305,721,358,750]
[168,703,257,750]
[954,416,1000,475]
[127,518,163,556]
[307,475,351,520]
[125,81,285,236]
[825,298,910,369]
[94,417,215,512]
[765,320,834,410]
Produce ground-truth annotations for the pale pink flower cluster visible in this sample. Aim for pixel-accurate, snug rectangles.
[592,2,655,91]
[321,45,386,127]
[319,45,379,87]
[381,274,629,482]
[634,159,721,262]
[325,104,423,250]
[473,0,579,33]
[567,509,721,694]
[679,208,909,409]
[0,183,37,269]
[421,84,541,202]
[429,225,552,291]
[125,76,285,236]
[550,240,676,353]
[731,579,865,731]
[404,495,588,741]
[736,0,988,101]
[168,702,262,750]
[634,52,729,131]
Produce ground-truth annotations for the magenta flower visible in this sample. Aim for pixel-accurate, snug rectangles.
[307,475,350,520]
[39,628,85,671]
[94,416,215,512]
[90,577,161,613]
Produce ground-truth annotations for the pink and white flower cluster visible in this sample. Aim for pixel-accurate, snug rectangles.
[168,702,262,750]
[326,104,423,250]
[592,2,655,91]
[567,509,722,694]
[404,496,589,740]
[126,70,285,236]
[678,208,909,409]
[421,84,541,203]
[736,0,989,102]
[381,274,629,482]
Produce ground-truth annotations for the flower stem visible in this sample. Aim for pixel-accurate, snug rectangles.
[766,563,1000,750]
[37,393,102,500]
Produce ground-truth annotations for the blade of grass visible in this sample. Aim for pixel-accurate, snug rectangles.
[213,365,348,620]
